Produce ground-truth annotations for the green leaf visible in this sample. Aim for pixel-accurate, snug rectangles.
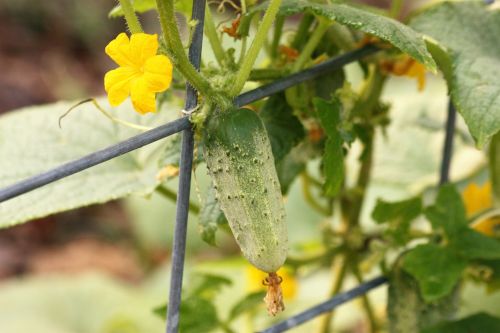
[260,93,305,162]
[410,2,500,147]
[0,99,178,228]
[402,244,466,302]
[153,296,219,333]
[424,184,468,238]
[314,97,344,196]
[198,185,228,246]
[423,312,500,333]
[188,273,232,300]
[228,291,266,321]
[452,228,500,260]
[372,196,422,244]
[276,142,316,194]
[241,0,436,70]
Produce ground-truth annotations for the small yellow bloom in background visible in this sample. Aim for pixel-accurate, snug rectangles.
[104,33,173,114]
[462,181,500,237]
[463,181,493,217]
[380,56,427,91]
[246,265,297,299]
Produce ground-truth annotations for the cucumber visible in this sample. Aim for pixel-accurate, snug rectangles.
[203,107,288,273]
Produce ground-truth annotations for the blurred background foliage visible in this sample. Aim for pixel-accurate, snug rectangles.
[0,0,497,332]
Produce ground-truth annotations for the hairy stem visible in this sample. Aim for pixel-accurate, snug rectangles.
[292,18,330,72]
[155,0,212,96]
[292,13,314,49]
[204,5,226,66]
[352,263,379,332]
[156,185,200,215]
[318,254,349,333]
[301,172,330,216]
[389,0,404,19]
[271,15,285,59]
[230,0,283,96]
[119,0,143,34]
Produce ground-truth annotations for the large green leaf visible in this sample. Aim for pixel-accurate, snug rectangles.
[314,97,345,196]
[423,312,500,333]
[411,2,500,147]
[260,93,305,163]
[198,185,228,246]
[452,228,500,260]
[372,196,422,244]
[402,243,467,302]
[0,99,180,228]
[424,184,468,239]
[241,0,436,70]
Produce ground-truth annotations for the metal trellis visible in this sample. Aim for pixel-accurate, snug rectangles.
[0,0,463,331]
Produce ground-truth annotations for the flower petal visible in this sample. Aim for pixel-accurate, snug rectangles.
[104,67,138,106]
[130,78,156,114]
[143,55,173,92]
[105,33,136,67]
[129,33,159,65]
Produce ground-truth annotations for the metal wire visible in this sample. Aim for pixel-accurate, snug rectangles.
[439,101,456,185]
[260,276,388,333]
[165,0,206,332]
[0,118,190,202]
[0,47,377,204]
[235,45,378,107]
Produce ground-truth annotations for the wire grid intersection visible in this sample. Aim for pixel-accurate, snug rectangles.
[0,1,461,331]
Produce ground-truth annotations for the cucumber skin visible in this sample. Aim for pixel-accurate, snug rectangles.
[203,108,288,273]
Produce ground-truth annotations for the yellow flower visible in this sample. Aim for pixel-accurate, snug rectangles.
[104,33,173,114]
[463,181,493,217]
[462,181,500,237]
[246,265,297,299]
[380,56,427,91]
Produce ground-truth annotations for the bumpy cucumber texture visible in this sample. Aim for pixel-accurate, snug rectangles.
[203,107,288,273]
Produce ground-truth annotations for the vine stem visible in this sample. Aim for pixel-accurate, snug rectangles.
[155,0,212,97]
[389,0,404,19]
[271,15,285,59]
[318,254,349,333]
[301,172,330,216]
[119,0,143,34]
[292,18,330,72]
[204,6,226,66]
[352,263,379,332]
[156,185,200,214]
[229,0,283,96]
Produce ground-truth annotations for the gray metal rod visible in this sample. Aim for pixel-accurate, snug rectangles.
[165,0,206,332]
[439,101,456,185]
[0,48,377,204]
[260,276,388,333]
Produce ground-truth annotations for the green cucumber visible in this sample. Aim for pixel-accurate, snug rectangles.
[203,107,288,273]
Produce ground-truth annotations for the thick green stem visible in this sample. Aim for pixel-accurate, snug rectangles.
[156,186,200,215]
[119,0,143,34]
[326,23,356,51]
[155,0,212,96]
[229,0,283,96]
[292,19,330,72]
[318,254,349,333]
[389,0,404,19]
[248,68,286,81]
[204,6,226,67]
[292,13,314,49]
[352,263,379,332]
[301,172,330,216]
[271,15,285,59]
